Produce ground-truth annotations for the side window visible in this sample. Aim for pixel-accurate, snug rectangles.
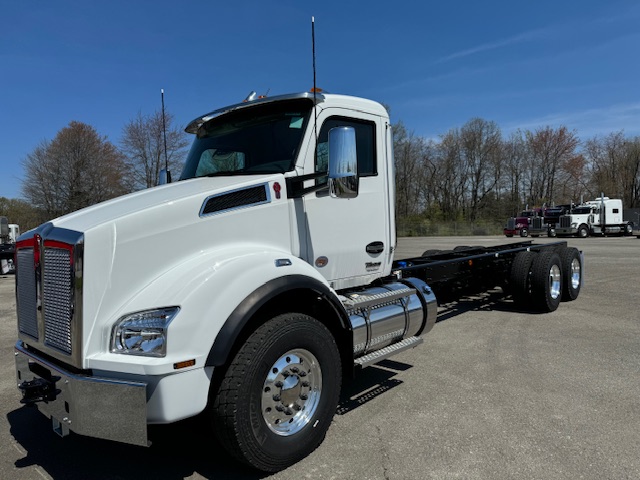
[315,117,376,181]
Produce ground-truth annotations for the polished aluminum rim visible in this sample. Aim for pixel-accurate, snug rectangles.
[261,349,322,436]
[549,264,562,299]
[570,258,581,290]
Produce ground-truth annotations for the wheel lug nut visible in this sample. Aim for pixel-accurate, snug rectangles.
[272,394,281,402]
[291,367,299,373]
[275,381,283,388]
[299,371,307,377]
[275,405,284,412]
[301,381,310,387]
[300,394,308,400]
[285,409,293,416]
[293,404,302,411]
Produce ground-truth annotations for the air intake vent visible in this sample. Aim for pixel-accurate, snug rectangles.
[200,184,269,217]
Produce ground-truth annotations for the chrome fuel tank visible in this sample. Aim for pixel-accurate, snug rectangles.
[344,278,437,357]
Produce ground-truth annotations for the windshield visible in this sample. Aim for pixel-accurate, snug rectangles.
[572,207,593,214]
[180,99,312,180]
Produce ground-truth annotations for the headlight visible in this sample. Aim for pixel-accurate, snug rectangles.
[111,307,180,357]
[571,223,577,228]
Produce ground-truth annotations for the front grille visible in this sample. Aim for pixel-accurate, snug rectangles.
[43,247,73,354]
[532,217,543,229]
[507,218,515,229]
[17,248,38,339]
[560,216,571,228]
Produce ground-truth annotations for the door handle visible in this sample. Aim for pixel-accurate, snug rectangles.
[366,241,384,254]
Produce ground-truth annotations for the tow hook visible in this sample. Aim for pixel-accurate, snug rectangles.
[18,377,60,406]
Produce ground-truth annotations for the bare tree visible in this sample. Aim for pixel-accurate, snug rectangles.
[393,121,428,218]
[432,129,466,221]
[22,121,129,217]
[0,197,45,232]
[584,132,640,207]
[502,131,528,214]
[459,118,503,221]
[120,111,189,190]
[522,126,579,206]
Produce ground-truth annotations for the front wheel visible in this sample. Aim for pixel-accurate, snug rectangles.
[210,313,342,472]
[577,225,589,238]
[520,228,529,238]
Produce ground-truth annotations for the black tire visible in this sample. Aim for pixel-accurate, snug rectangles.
[624,224,633,236]
[520,228,529,238]
[509,251,536,308]
[548,228,557,238]
[422,249,442,257]
[557,247,582,301]
[210,313,342,472]
[577,225,589,238]
[530,251,563,312]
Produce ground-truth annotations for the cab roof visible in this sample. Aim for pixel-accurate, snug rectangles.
[185,91,389,134]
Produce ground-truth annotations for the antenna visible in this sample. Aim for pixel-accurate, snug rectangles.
[161,88,170,182]
[311,16,318,160]
[312,16,317,96]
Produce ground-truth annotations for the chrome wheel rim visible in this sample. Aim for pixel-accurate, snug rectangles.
[261,349,322,436]
[549,264,561,299]
[570,258,581,290]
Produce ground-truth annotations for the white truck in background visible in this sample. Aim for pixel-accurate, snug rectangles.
[555,196,633,237]
[13,91,584,472]
[0,217,19,274]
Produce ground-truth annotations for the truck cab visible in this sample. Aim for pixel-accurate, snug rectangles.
[556,197,632,237]
[14,91,436,470]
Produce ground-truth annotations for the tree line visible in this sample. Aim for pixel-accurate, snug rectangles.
[2,111,189,231]
[2,108,639,234]
[393,119,640,232]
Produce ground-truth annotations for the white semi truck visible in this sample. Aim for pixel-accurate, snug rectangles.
[0,217,19,274]
[555,196,633,237]
[14,91,584,472]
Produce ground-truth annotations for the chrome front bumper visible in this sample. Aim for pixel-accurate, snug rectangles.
[15,340,149,447]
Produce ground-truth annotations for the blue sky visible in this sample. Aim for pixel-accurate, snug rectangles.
[2,0,639,200]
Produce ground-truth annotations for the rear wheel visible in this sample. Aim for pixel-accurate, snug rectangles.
[557,247,582,301]
[509,251,536,308]
[210,313,341,472]
[530,251,563,312]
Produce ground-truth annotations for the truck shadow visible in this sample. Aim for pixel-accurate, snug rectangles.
[7,406,265,479]
[336,359,410,416]
[435,288,545,320]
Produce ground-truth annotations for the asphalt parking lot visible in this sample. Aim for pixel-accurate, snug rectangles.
[1,236,638,479]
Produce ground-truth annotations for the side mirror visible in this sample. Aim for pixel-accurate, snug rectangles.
[328,126,358,199]
[159,169,172,185]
